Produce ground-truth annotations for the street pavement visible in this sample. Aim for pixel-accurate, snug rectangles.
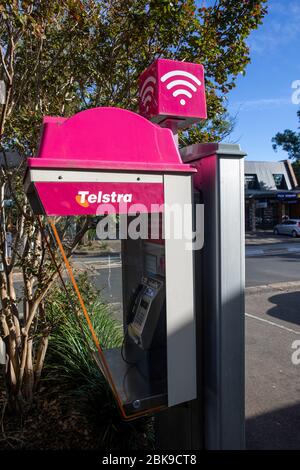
[245,233,300,449]
[246,230,300,246]
[246,243,300,257]
[246,283,300,450]
[246,252,300,286]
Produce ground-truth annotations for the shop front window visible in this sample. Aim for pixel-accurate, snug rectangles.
[273,174,287,190]
[245,174,260,190]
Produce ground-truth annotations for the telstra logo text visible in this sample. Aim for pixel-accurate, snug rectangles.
[75,190,133,208]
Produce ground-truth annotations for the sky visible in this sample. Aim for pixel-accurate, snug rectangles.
[224,0,300,162]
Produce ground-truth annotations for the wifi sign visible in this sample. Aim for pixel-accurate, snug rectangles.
[139,76,156,112]
[138,58,207,127]
[160,70,201,106]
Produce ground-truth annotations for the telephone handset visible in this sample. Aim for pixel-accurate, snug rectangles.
[127,275,165,350]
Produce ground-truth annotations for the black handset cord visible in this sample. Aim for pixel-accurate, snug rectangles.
[120,283,144,364]
[121,327,137,365]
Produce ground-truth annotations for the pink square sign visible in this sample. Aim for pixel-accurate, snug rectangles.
[139,58,207,127]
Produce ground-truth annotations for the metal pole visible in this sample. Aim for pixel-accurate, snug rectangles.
[180,143,246,450]
[156,143,246,450]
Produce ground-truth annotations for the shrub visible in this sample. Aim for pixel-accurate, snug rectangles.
[44,273,153,449]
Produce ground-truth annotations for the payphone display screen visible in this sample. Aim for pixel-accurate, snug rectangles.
[140,298,149,309]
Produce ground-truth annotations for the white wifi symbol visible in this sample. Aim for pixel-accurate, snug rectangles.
[140,76,156,111]
[160,70,201,106]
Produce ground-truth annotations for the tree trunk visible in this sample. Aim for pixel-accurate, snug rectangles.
[24,337,34,401]
[34,334,49,390]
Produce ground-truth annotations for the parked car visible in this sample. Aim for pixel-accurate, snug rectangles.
[273,219,300,238]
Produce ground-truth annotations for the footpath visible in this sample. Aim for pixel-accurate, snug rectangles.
[246,279,300,450]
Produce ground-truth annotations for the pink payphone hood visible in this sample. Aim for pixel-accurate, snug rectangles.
[27,107,193,172]
[25,107,195,216]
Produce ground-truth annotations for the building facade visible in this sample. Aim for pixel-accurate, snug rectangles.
[245,160,300,231]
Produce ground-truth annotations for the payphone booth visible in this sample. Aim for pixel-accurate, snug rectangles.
[24,106,197,420]
[24,58,245,448]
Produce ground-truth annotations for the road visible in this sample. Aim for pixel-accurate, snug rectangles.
[246,252,300,287]
[90,255,300,292]
[79,250,300,291]
[13,251,300,303]
[13,247,300,309]
[80,247,300,291]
